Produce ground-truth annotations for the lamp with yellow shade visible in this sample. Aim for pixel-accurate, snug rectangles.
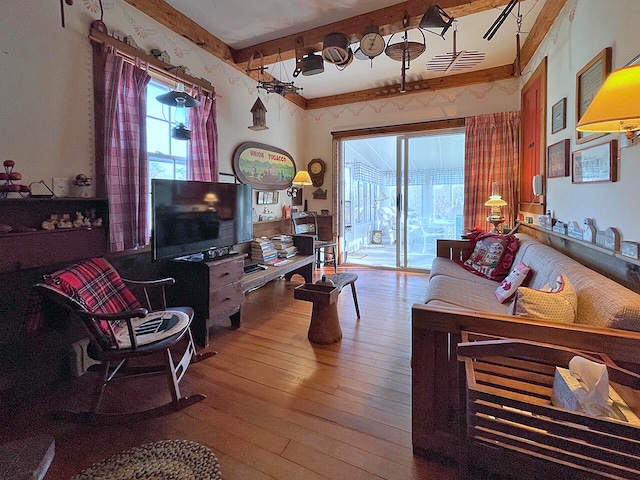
[577,63,640,143]
[286,170,312,198]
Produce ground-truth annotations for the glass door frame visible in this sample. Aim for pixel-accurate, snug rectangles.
[333,118,466,271]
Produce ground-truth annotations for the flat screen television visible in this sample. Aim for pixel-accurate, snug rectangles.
[152,179,253,261]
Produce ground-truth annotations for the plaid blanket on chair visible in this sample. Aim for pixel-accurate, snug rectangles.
[27,258,142,348]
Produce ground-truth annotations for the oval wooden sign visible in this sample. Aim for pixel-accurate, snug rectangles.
[232,142,296,191]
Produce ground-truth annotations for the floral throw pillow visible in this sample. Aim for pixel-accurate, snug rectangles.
[458,231,519,281]
[495,262,531,303]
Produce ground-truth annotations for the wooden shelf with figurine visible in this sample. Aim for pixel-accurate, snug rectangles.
[0,196,108,273]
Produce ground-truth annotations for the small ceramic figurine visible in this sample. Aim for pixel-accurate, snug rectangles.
[58,214,73,229]
[42,215,57,230]
[73,211,85,228]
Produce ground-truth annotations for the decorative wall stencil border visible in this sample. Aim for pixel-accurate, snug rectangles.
[308,82,519,122]
[85,43,95,187]
[521,0,576,84]
[83,0,104,16]
[123,9,157,38]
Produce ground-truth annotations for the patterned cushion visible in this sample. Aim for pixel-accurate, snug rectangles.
[495,262,531,303]
[113,310,191,349]
[39,257,141,348]
[458,231,519,281]
[510,274,577,323]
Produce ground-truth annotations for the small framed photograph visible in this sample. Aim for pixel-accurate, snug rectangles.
[576,47,611,144]
[291,188,303,206]
[257,191,265,204]
[265,191,274,203]
[572,140,617,184]
[273,191,279,203]
[551,98,566,134]
[547,139,570,178]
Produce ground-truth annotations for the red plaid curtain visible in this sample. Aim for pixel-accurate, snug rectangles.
[464,112,520,232]
[104,51,151,252]
[188,90,218,181]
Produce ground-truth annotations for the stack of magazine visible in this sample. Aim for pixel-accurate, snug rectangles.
[250,237,277,263]
[272,235,298,259]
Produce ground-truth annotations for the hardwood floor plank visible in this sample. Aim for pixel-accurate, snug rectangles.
[189,371,419,469]
[281,440,386,479]
[0,268,464,479]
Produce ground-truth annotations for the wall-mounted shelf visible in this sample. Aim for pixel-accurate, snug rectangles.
[522,223,640,267]
[0,197,109,273]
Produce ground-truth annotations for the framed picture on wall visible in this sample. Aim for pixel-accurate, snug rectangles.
[576,47,612,144]
[572,140,617,184]
[551,98,566,134]
[547,139,570,178]
[291,189,303,206]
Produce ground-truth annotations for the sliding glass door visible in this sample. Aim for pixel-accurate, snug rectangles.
[340,129,464,271]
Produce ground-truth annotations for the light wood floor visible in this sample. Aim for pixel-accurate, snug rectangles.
[1,267,462,479]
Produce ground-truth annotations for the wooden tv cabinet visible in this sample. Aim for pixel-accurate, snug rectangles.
[166,254,245,347]
[166,235,315,347]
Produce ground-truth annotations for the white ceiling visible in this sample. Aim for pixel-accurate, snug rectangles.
[163,0,544,99]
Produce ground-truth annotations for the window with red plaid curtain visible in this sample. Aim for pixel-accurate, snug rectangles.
[95,45,219,251]
[463,112,520,232]
[188,90,218,182]
[103,50,151,251]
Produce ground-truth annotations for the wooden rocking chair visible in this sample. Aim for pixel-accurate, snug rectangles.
[32,257,214,425]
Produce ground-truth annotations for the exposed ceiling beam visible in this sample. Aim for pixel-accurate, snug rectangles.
[234,0,512,67]
[123,0,235,62]
[518,0,568,72]
[122,0,308,109]
[123,0,558,111]
[306,64,515,109]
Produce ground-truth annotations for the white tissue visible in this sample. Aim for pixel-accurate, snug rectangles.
[567,356,611,416]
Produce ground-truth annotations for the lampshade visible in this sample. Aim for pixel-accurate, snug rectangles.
[291,170,313,186]
[484,196,508,208]
[485,181,507,220]
[577,64,640,136]
[377,192,389,201]
[156,82,200,107]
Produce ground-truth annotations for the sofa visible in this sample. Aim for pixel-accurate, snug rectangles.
[425,233,640,329]
[412,232,640,478]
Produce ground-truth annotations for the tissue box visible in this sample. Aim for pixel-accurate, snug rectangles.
[551,367,640,425]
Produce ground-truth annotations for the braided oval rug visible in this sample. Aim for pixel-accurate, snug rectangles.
[70,439,222,479]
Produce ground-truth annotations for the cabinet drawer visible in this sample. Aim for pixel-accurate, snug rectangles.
[209,281,244,319]
[209,260,243,288]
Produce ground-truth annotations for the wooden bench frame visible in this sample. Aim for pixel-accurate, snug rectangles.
[412,238,640,478]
